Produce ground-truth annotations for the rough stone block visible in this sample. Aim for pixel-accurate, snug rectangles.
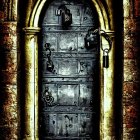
[124,59,140,81]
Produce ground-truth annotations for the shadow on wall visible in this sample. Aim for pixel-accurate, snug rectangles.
[112,0,123,139]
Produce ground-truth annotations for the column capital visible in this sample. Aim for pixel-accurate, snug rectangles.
[103,29,115,34]
[103,30,115,38]
[23,27,41,34]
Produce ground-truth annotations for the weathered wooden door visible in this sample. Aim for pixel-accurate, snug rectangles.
[40,0,99,139]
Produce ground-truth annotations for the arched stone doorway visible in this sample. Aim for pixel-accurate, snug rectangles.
[23,0,115,139]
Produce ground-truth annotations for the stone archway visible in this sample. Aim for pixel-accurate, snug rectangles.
[23,0,115,139]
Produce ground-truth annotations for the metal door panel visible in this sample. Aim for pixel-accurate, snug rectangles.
[42,33,58,52]
[58,84,79,105]
[78,32,88,51]
[79,84,93,107]
[43,5,59,25]
[79,113,93,137]
[42,84,58,107]
[41,113,95,139]
[58,59,78,75]
[65,5,82,25]
[57,114,79,136]
[42,58,96,76]
[59,33,77,52]
[81,7,95,25]
[40,0,99,139]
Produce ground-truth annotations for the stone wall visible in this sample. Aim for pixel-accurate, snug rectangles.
[123,0,140,139]
[0,0,19,139]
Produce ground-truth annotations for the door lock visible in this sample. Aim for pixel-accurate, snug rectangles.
[56,4,72,28]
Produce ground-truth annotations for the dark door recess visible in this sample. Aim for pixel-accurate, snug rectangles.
[40,0,99,139]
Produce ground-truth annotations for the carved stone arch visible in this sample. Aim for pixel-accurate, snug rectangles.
[23,0,115,139]
[29,0,110,29]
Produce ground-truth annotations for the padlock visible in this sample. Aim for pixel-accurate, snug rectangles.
[61,8,72,27]
[84,28,99,49]
[57,4,72,27]
[103,49,109,68]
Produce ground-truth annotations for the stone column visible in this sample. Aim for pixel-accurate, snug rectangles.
[100,30,115,140]
[23,27,40,140]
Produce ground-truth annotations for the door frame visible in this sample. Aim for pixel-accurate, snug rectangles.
[22,0,115,139]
